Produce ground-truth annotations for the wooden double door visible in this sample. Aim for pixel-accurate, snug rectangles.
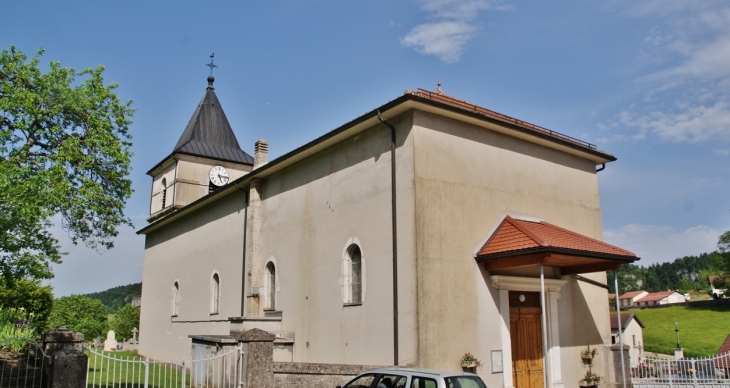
[510,300,544,388]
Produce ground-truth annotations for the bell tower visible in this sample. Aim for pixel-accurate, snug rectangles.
[146,59,253,222]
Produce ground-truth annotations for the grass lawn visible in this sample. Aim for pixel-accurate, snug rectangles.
[86,350,189,388]
[629,305,730,357]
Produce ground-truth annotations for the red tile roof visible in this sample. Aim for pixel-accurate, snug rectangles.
[619,291,646,300]
[477,216,636,258]
[406,89,604,155]
[635,291,678,303]
[611,313,645,330]
[717,333,730,356]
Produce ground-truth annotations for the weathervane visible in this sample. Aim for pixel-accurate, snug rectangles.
[206,53,218,77]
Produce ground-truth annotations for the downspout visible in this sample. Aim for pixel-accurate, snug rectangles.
[236,182,249,317]
[596,163,605,173]
[377,110,399,366]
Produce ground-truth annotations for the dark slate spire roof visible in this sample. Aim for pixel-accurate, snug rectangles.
[172,76,254,165]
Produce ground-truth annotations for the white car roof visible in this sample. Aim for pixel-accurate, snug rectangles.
[365,368,478,377]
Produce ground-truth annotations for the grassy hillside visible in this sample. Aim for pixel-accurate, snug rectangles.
[631,305,730,357]
[83,283,141,314]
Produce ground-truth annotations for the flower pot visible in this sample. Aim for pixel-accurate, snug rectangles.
[579,382,598,388]
[581,356,593,364]
[461,361,477,368]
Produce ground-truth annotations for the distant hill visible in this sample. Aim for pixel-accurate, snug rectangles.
[608,251,725,294]
[83,283,142,313]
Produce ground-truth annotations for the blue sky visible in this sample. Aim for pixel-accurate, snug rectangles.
[3,1,729,296]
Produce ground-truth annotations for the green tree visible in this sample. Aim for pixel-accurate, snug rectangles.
[0,277,53,332]
[719,231,730,254]
[109,304,140,340]
[47,295,108,340]
[0,46,134,281]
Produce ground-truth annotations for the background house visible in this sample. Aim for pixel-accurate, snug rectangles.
[611,313,644,368]
[618,291,648,307]
[634,291,685,307]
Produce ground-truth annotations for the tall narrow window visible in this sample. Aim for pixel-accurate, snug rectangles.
[172,281,180,316]
[349,246,362,304]
[161,178,167,209]
[211,273,220,314]
[266,263,276,310]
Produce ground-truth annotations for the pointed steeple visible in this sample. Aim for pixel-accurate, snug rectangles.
[173,76,254,165]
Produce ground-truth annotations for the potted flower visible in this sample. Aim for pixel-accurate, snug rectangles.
[461,353,482,368]
[579,370,601,387]
[581,348,598,363]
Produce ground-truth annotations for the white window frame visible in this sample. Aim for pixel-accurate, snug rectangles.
[342,243,364,305]
[265,262,276,311]
[210,272,220,314]
[172,281,180,316]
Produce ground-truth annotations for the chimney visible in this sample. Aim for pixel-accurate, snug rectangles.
[254,139,269,169]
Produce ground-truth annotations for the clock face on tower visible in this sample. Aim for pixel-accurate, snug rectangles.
[209,165,229,186]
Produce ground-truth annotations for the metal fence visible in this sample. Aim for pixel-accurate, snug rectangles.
[86,345,243,388]
[632,352,730,388]
[0,338,50,388]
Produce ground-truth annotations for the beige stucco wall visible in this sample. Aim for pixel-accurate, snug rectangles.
[139,192,247,361]
[410,109,611,387]
[252,112,418,367]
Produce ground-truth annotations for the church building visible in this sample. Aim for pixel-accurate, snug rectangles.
[138,74,639,388]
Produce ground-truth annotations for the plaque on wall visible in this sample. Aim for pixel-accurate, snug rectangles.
[491,350,503,374]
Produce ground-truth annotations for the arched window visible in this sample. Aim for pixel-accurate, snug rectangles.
[172,281,180,316]
[161,178,167,209]
[266,262,276,310]
[211,273,220,314]
[347,245,362,304]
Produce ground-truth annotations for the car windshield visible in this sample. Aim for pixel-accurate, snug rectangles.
[444,376,487,388]
[345,373,376,388]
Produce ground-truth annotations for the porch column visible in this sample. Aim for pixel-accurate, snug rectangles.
[548,291,564,388]
[499,289,514,388]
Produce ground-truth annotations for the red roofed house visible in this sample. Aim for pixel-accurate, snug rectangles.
[618,291,649,308]
[634,291,685,307]
[138,79,640,388]
[611,313,644,368]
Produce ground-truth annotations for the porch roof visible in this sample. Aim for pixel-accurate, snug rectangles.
[475,216,638,274]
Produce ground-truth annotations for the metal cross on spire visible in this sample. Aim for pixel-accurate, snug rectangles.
[206,53,218,77]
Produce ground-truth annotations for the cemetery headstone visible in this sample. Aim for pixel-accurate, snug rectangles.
[103,330,117,351]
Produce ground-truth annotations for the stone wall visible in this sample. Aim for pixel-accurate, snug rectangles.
[234,328,386,388]
[273,362,386,388]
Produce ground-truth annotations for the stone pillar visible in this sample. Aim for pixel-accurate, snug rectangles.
[674,348,684,360]
[49,349,88,388]
[246,178,263,316]
[42,326,85,354]
[610,343,632,388]
[43,327,88,388]
[233,328,276,388]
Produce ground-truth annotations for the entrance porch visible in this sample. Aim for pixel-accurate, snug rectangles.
[475,215,638,388]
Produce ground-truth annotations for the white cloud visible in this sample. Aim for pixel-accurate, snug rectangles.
[401,21,477,63]
[603,224,724,265]
[600,5,730,144]
[401,0,512,63]
[621,100,730,143]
